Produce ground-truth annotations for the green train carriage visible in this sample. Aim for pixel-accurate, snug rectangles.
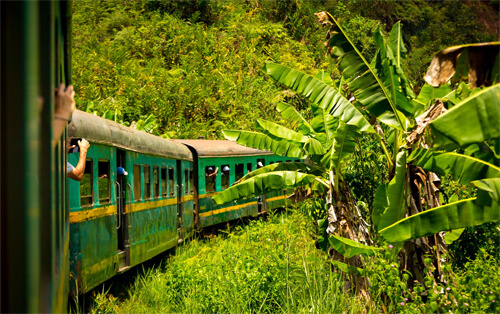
[175,140,298,228]
[68,110,194,294]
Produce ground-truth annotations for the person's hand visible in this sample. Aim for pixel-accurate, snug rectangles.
[67,137,76,153]
[55,83,75,121]
[78,138,90,153]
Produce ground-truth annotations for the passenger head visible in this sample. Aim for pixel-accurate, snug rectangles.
[117,167,128,180]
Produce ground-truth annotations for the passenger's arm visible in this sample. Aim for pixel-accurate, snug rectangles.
[68,139,90,181]
[53,84,75,147]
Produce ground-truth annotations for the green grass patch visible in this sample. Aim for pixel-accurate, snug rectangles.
[90,211,368,313]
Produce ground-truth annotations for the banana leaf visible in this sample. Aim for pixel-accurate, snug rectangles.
[430,84,500,148]
[256,118,309,143]
[444,228,465,245]
[212,171,319,205]
[236,162,323,183]
[263,62,374,134]
[329,235,381,258]
[379,178,500,243]
[276,102,314,135]
[222,130,305,158]
[424,42,500,88]
[372,151,407,231]
[310,103,338,140]
[331,260,365,276]
[325,15,408,130]
[373,26,414,114]
[416,83,453,106]
[409,148,500,185]
[331,122,358,169]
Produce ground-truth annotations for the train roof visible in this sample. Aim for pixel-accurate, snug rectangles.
[172,139,273,158]
[68,110,193,161]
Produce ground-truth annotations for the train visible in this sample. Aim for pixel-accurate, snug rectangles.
[67,110,295,295]
[1,2,294,311]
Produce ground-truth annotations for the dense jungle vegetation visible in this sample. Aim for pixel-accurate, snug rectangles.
[72,0,498,138]
[72,0,499,312]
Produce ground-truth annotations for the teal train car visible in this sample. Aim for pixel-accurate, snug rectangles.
[68,110,194,294]
[67,111,295,294]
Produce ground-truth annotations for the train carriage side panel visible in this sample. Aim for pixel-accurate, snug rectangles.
[127,153,179,267]
[68,143,119,294]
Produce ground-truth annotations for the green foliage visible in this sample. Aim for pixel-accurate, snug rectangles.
[89,212,368,313]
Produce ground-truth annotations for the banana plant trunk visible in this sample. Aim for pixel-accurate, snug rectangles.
[326,171,371,296]
[401,164,448,292]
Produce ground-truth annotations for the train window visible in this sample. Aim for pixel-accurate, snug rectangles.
[80,159,93,207]
[184,169,189,194]
[221,164,230,190]
[286,160,292,163]
[98,160,110,204]
[144,165,151,200]
[189,169,194,194]
[134,165,141,201]
[295,159,301,162]
[270,162,274,165]
[235,164,244,181]
[168,167,174,197]
[247,163,252,174]
[161,167,167,198]
[153,166,159,199]
[205,166,216,193]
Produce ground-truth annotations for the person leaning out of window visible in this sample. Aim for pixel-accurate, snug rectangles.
[52,83,91,181]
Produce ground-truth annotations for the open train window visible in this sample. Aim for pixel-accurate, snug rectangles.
[247,163,252,174]
[144,165,151,199]
[256,159,265,169]
[134,165,141,201]
[161,167,167,198]
[153,166,159,199]
[221,164,230,190]
[235,164,244,181]
[184,169,189,194]
[205,166,216,193]
[168,167,175,197]
[80,159,93,207]
[98,160,110,204]
[189,169,194,194]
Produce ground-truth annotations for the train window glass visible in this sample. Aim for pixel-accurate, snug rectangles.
[144,165,151,199]
[134,165,141,201]
[153,166,159,199]
[270,162,274,164]
[205,166,216,193]
[161,167,167,198]
[184,169,189,194]
[295,159,301,162]
[98,160,110,204]
[286,160,292,163]
[247,163,252,174]
[235,163,244,181]
[189,169,194,194]
[80,159,93,207]
[168,167,174,197]
[221,164,230,190]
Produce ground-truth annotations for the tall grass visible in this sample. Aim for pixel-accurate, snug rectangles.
[90,211,370,313]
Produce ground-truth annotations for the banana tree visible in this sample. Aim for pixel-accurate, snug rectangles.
[317,10,500,288]
[213,62,379,295]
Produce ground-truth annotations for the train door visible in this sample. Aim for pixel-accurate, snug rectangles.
[116,149,130,271]
[176,160,184,242]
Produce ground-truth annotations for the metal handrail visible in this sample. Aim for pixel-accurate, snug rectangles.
[127,183,133,228]
[115,182,122,230]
